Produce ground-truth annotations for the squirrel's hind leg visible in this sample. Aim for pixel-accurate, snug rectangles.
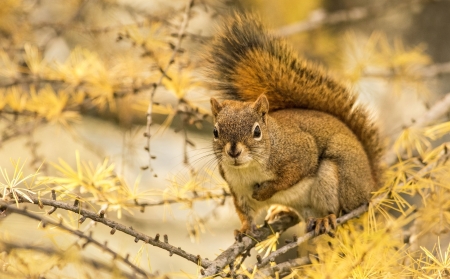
[305,159,340,237]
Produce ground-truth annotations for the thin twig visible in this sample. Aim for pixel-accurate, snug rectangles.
[0,201,151,278]
[132,191,230,208]
[276,0,425,37]
[384,92,450,165]
[201,212,300,277]
[2,196,211,268]
[143,0,195,172]
[255,204,369,269]
[0,240,137,279]
[362,61,450,79]
[254,256,311,278]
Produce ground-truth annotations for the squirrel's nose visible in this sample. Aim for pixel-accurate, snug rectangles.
[227,147,242,158]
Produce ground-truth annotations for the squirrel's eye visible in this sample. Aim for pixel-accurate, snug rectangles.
[253,123,262,140]
[213,126,219,139]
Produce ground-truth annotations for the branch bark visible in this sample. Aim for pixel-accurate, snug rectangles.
[1,196,211,268]
[254,256,311,278]
[200,213,300,277]
[0,239,137,279]
[0,201,151,278]
[255,204,369,269]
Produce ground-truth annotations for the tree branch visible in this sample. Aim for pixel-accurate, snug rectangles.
[0,201,151,278]
[384,92,450,165]
[143,0,195,172]
[200,213,300,277]
[276,0,425,37]
[254,256,311,278]
[1,196,211,268]
[255,204,369,269]
[0,239,137,279]
[362,61,450,79]
[132,190,230,209]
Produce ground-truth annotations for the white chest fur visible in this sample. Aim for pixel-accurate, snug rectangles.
[222,161,316,218]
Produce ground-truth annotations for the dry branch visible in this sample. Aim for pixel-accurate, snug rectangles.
[132,190,230,208]
[1,196,211,268]
[362,61,450,79]
[384,92,450,165]
[255,204,369,269]
[0,201,150,278]
[276,0,426,37]
[255,256,311,278]
[201,213,300,277]
[143,0,195,172]
[0,240,137,279]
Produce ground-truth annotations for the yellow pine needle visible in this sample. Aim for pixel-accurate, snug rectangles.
[422,143,449,163]
[27,86,80,126]
[54,47,116,111]
[342,31,430,96]
[394,127,431,158]
[424,121,450,140]
[255,232,279,259]
[24,43,45,75]
[0,89,6,110]
[5,86,28,112]
[418,239,450,276]
[0,50,18,79]
[162,67,200,100]
[45,151,117,202]
[133,243,152,271]
[0,159,38,206]
[302,210,414,279]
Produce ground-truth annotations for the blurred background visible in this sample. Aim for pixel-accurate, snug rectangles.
[1,0,450,278]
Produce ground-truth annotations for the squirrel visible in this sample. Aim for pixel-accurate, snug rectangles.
[203,13,384,236]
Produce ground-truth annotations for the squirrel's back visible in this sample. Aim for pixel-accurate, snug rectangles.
[204,13,384,185]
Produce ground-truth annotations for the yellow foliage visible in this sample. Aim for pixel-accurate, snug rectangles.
[0,159,41,206]
[28,86,80,126]
[394,122,450,159]
[405,239,450,278]
[43,151,158,219]
[5,86,28,113]
[342,32,431,96]
[0,50,19,79]
[298,212,415,279]
[255,232,280,259]
[53,47,116,110]
[24,43,46,75]
[1,248,61,277]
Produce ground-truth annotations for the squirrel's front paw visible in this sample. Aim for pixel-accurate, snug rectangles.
[252,182,275,201]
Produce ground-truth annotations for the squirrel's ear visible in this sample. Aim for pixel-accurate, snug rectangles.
[210,98,223,117]
[252,94,269,123]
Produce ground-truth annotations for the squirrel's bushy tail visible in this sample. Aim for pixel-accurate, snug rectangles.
[204,13,384,184]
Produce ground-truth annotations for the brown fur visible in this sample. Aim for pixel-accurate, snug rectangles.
[205,13,384,233]
[205,13,383,185]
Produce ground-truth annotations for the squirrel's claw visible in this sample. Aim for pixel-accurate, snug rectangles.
[306,214,337,237]
[265,205,300,224]
[235,223,261,239]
